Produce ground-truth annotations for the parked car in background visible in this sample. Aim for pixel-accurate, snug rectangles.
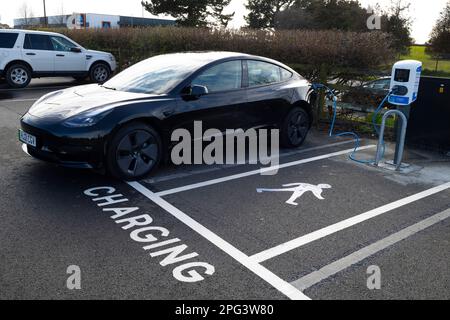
[341,77,393,109]
[0,29,116,88]
[19,52,313,180]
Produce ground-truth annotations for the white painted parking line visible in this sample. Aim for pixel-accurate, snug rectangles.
[127,181,311,300]
[144,139,361,184]
[250,182,450,263]
[156,145,376,197]
[291,208,450,291]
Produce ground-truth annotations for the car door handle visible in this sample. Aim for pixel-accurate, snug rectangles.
[56,54,65,57]
[26,53,36,56]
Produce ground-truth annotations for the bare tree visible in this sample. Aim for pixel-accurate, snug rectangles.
[18,1,34,26]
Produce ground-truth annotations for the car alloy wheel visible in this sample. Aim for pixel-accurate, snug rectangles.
[287,110,309,145]
[116,129,159,178]
[280,107,310,148]
[10,67,29,85]
[92,65,109,83]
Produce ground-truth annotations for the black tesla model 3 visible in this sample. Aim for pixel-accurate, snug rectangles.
[19,52,314,180]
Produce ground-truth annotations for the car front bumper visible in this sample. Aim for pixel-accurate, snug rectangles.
[21,144,94,169]
[20,114,106,169]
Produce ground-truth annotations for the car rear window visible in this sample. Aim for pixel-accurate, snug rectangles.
[280,68,293,81]
[0,33,19,48]
[247,60,281,86]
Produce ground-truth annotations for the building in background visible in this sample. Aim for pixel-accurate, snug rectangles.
[13,13,175,29]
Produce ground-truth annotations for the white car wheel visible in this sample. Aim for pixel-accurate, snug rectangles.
[91,63,110,83]
[6,64,31,88]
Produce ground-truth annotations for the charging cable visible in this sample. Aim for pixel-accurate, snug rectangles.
[312,83,392,164]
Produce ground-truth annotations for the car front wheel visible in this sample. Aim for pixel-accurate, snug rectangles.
[6,64,32,88]
[106,122,162,181]
[90,62,111,83]
[280,107,310,148]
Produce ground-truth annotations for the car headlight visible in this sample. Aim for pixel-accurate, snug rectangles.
[63,106,113,128]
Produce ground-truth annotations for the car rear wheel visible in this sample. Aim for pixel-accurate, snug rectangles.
[90,62,110,83]
[280,107,310,148]
[106,123,162,181]
[6,63,32,88]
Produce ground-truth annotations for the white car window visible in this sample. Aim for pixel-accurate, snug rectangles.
[50,36,78,52]
[0,33,19,48]
[24,34,53,51]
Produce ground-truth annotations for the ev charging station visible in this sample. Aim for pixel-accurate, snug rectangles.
[314,59,422,171]
[388,60,422,107]
[376,60,422,170]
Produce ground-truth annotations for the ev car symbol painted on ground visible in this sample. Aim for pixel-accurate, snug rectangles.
[257,183,332,206]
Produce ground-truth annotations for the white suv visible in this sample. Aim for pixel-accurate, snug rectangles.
[0,29,117,88]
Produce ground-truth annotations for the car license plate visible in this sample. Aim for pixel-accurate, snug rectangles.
[18,129,37,147]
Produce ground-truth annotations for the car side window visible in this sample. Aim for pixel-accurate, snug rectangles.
[50,36,77,52]
[23,34,53,51]
[367,79,390,90]
[381,79,391,90]
[0,33,19,48]
[247,60,281,87]
[191,60,242,93]
[280,68,293,81]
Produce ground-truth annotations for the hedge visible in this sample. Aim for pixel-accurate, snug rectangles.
[45,27,396,78]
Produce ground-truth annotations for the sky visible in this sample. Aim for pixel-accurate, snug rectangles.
[0,0,447,44]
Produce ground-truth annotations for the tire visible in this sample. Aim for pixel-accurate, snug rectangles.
[89,62,111,83]
[5,63,32,88]
[106,122,162,181]
[280,107,310,148]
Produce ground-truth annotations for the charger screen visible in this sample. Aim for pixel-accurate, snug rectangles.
[394,69,410,83]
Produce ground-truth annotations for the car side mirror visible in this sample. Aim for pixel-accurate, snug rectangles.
[190,85,208,97]
[70,47,82,53]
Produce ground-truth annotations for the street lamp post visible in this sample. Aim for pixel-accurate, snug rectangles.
[43,0,48,26]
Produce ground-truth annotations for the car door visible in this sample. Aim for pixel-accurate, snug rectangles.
[21,34,54,72]
[49,35,86,72]
[171,60,247,134]
[244,60,294,128]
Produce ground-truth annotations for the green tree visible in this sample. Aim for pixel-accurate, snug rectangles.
[428,1,450,56]
[379,0,413,55]
[246,0,412,54]
[245,0,295,29]
[141,0,234,28]
[275,0,369,31]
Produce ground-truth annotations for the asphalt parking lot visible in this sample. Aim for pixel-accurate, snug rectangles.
[0,79,449,300]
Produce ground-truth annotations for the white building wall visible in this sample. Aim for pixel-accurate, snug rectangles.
[67,13,120,29]
[86,14,120,29]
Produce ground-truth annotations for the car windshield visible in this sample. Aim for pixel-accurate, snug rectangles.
[104,54,206,95]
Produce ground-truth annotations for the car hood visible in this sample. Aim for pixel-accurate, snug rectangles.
[85,49,111,57]
[28,84,161,120]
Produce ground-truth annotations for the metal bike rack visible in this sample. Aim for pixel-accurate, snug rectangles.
[375,110,408,171]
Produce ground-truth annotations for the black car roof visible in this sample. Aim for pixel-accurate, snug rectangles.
[160,51,249,62]
[157,51,293,71]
